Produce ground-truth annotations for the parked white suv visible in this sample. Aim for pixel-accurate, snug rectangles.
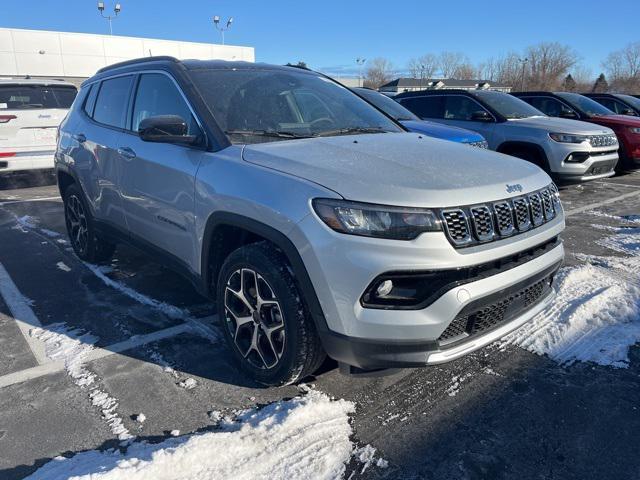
[0,79,77,174]
[56,58,565,385]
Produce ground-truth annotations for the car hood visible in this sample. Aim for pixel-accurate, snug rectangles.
[585,114,640,128]
[399,120,485,143]
[507,116,613,134]
[242,132,551,208]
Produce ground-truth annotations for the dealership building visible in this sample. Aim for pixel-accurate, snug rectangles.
[0,27,255,85]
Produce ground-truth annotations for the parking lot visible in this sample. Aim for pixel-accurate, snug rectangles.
[0,171,639,479]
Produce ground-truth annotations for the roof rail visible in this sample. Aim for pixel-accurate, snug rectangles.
[96,56,180,74]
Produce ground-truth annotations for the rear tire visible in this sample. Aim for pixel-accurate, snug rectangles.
[63,183,115,263]
[216,241,325,386]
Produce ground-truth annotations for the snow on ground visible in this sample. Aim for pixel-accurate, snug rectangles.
[503,217,640,368]
[31,324,133,441]
[26,391,374,480]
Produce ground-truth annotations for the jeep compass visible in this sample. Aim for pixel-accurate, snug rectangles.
[55,57,565,385]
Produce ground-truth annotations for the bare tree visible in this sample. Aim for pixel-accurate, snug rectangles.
[364,57,395,89]
[438,52,469,78]
[478,53,521,87]
[526,42,578,90]
[407,54,438,80]
[570,66,594,92]
[453,63,476,80]
[603,41,640,93]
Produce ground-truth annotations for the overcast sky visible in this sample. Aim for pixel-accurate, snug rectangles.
[1,0,636,77]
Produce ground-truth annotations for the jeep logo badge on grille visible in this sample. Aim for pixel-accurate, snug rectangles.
[506,184,523,193]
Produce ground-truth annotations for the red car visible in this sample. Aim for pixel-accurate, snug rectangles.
[512,91,640,170]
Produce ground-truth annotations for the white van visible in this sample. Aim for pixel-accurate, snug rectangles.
[0,79,77,174]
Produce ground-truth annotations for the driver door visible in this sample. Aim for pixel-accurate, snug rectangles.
[117,72,205,271]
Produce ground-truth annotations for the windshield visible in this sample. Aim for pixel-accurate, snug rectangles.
[556,93,613,117]
[190,68,401,144]
[474,90,545,119]
[0,85,77,110]
[618,94,640,111]
[353,88,418,121]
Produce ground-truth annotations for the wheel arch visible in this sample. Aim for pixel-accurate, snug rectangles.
[201,212,328,333]
[496,141,551,171]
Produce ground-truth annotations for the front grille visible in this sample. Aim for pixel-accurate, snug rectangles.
[438,273,554,345]
[442,209,471,244]
[440,184,560,248]
[588,134,617,148]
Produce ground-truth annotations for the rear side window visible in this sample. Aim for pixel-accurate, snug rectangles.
[93,76,133,129]
[131,73,199,134]
[525,97,574,117]
[0,85,77,110]
[398,96,444,118]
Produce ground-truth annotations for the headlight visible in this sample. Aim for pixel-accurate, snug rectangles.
[629,127,640,134]
[312,198,440,240]
[549,183,563,213]
[549,133,588,144]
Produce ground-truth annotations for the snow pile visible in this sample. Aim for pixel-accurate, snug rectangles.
[503,255,640,368]
[178,377,197,390]
[31,324,133,440]
[27,391,357,480]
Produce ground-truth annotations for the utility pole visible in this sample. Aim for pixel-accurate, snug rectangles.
[356,58,366,87]
[213,16,234,45]
[97,2,121,35]
[519,57,529,91]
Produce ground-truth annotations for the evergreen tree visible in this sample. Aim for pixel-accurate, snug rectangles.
[592,73,609,93]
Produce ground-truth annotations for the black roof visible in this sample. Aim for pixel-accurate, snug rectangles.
[380,77,511,89]
[511,91,566,96]
[96,55,315,76]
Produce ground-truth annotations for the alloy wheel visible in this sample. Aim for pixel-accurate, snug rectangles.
[224,268,286,370]
[65,194,88,255]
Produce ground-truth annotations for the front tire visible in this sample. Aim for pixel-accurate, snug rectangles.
[63,183,115,263]
[217,241,325,386]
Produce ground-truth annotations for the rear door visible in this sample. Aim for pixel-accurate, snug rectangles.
[0,83,77,165]
[72,75,134,230]
[117,72,205,269]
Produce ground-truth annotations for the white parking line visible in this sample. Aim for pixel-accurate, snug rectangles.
[0,319,214,389]
[0,195,61,205]
[565,189,640,217]
[593,181,640,189]
[0,263,48,365]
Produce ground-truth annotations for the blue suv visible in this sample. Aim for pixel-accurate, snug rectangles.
[353,87,488,148]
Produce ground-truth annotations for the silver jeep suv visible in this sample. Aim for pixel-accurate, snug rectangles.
[55,57,565,385]
[395,89,619,182]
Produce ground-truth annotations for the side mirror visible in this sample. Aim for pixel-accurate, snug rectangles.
[622,108,637,116]
[471,110,492,122]
[139,115,200,145]
[559,110,578,119]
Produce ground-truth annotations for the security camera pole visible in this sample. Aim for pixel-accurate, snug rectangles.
[97,2,122,35]
[213,16,234,45]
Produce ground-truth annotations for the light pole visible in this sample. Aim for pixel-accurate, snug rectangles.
[213,16,233,45]
[419,64,426,90]
[356,58,366,87]
[519,57,529,91]
[97,2,121,35]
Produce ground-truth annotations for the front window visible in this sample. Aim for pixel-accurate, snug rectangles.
[190,68,401,144]
[556,93,613,117]
[0,84,77,110]
[474,91,544,119]
[617,94,640,112]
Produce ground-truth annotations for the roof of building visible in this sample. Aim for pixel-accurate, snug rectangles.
[0,77,76,87]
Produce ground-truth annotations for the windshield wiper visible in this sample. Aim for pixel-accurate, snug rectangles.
[224,129,315,139]
[315,126,389,137]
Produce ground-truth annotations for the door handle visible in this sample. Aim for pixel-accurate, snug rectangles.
[73,133,86,143]
[117,147,137,160]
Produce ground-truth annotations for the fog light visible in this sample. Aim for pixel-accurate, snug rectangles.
[376,280,393,298]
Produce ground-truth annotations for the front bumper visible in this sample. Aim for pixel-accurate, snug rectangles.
[547,143,618,181]
[0,150,55,173]
[291,207,565,369]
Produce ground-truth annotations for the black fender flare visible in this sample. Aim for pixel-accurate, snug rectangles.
[496,141,550,170]
[201,212,329,333]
